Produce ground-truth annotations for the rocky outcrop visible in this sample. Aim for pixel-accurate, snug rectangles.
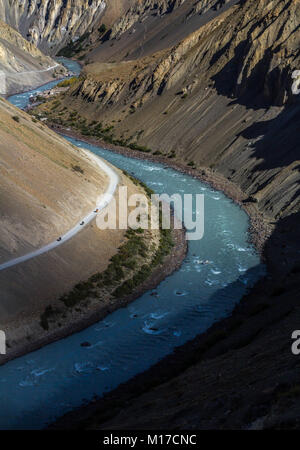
[105,0,299,106]
[0,20,66,95]
[110,0,187,39]
[109,0,233,40]
[63,0,300,220]
[0,0,107,55]
[187,0,232,17]
[63,0,236,63]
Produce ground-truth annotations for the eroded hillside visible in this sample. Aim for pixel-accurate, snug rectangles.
[0,20,66,95]
[85,0,238,63]
[0,0,108,55]
[0,0,234,61]
[0,98,108,263]
[54,0,300,220]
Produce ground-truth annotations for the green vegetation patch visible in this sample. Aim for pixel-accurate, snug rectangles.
[57,32,90,57]
[32,104,158,156]
[98,24,107,34]
[57,77,79,88]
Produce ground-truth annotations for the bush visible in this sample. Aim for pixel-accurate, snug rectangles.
[98,24,107,34]
[72,164,84,174]
[123,259,137,270]
[12,115,20,122]
[60,281,93,308]
[57,33,89,57]
[243,196,258,204]
[40,305,55,330]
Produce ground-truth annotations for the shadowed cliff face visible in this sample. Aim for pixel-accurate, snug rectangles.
[57,0,299,220]
[75,0,300,107]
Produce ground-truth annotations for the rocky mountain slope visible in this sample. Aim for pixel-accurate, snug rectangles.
[0,0,108,55]
[109,0,233,40]
[55,0,299,222]
[0,0,236,58]
[0,20,65,95]
[0,96,114,323]
[85,0,238,63]
[109,0,188,39]
[0,98,108,265]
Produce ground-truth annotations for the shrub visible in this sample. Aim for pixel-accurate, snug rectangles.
[60,281,93,308]
[72,164,84,174]
[12,115,20,122]
[40,305,55,330]
[98,24,107,34]
[123,259,137,270]
[243,196,258,204]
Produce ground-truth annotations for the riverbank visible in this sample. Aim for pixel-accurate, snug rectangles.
[0,206,187,366]
[49,123,272,256]
[2,69,67,99]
